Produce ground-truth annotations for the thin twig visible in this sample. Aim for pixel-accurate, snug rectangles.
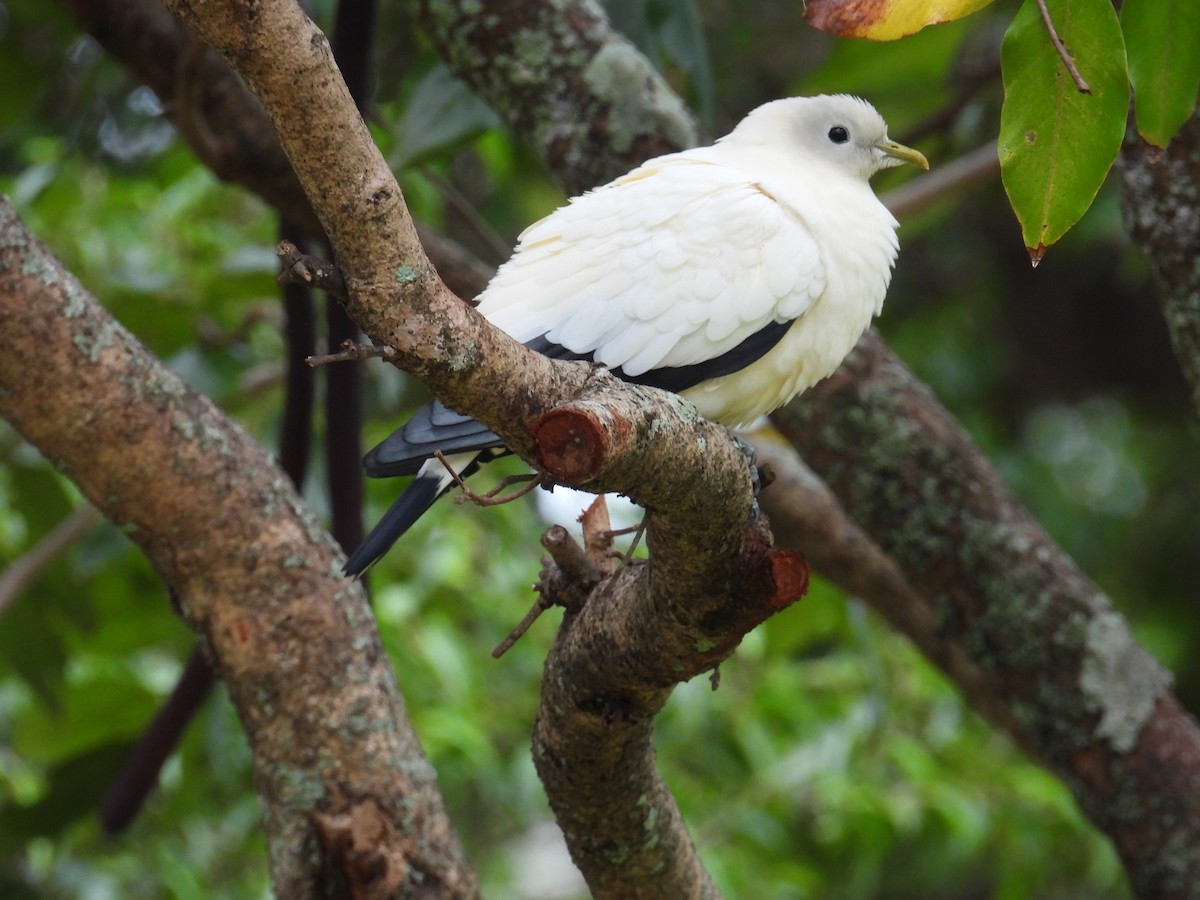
[421,168,514,264]
[606,516,647,563]
[1035,0,1090,94]
[882,143,1000,220]
[0,505,102,618]
[434,451,545,506]
[306,340,396,368]
[492,594,554,658]
[477,473,540,500]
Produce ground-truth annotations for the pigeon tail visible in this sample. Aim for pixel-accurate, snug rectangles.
[343,469,449,576]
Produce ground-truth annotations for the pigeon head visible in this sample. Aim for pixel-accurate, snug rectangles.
[724,94,929,182]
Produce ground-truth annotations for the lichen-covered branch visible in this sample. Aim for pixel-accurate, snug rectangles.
[148,1,809,895]
[59,1,1200,895]
[750,438,1034,754]
[772,331,1200,899]
[528,394,805,898]
[408,0,701,195]
[1120,105,1200,422]
[0,199,477,898]
[397,1,1200,894]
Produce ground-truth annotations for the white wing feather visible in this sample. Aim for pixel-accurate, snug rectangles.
[478,156,827,378]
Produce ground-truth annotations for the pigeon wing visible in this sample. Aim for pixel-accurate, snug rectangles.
[478,156,827,386]
[363,400,502,477]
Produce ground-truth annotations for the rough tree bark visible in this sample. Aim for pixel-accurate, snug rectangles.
[27,0,1200,896]
[22,0,805,895]
[403,2,1200,895]
[408,0,701,196]
[774,333,1200,898]
[1120,104,1200,422]
[0,200,478,898]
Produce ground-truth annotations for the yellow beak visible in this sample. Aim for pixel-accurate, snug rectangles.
[877,139,930,171]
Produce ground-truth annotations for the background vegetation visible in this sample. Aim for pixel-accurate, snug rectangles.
[1,0,1196,896]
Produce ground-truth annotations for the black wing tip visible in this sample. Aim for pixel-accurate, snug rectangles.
[528,322,794,394]
[362,400,505,479]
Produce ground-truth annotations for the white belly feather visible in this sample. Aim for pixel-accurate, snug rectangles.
[681,197,898,427]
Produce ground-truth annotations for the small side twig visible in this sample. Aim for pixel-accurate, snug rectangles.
[421,168,513,264]
[277,240,348,299]
[0,505,102,619]
[306,340,397,368]
[492,594,554,658]
[433,451,545,506]
[1035,0,1090,94]
[494,524,605,657]
[605,517,647,563]
[882,143,1000,220]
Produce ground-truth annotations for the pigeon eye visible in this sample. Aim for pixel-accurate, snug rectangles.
[828,125,850,144]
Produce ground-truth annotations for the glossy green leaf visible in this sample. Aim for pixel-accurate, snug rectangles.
[1121,0,1200,148]
[999,0,1129,262]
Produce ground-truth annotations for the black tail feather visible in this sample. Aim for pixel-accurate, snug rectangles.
[343,472,448,576]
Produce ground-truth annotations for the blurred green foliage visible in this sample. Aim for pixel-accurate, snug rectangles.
[2,0,1196,897]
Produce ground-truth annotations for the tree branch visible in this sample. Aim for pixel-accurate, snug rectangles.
[882,142,999,220]
[772,331,1200,898]
[56,0,321,233]
[1120,104,1200,422]
[749,437,1036,755]
[0,199,478,898]
[53,1,1200,895]
[132,1,805,895]
[406,0,702,196]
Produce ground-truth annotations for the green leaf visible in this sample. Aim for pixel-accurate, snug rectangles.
[391,65,501,169]
[15,671,159,763]
[999,0,1130,262]
[1121,0,1200,148]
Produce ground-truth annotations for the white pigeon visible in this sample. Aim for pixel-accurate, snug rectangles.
[344,94,927,575]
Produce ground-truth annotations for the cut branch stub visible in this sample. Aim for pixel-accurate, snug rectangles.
[767,549,810,608]
[533,402,635,484]
[277,240,346,299]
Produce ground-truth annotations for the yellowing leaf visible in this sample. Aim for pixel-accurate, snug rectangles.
[804,0,994,40]
[998,0,1129,263]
